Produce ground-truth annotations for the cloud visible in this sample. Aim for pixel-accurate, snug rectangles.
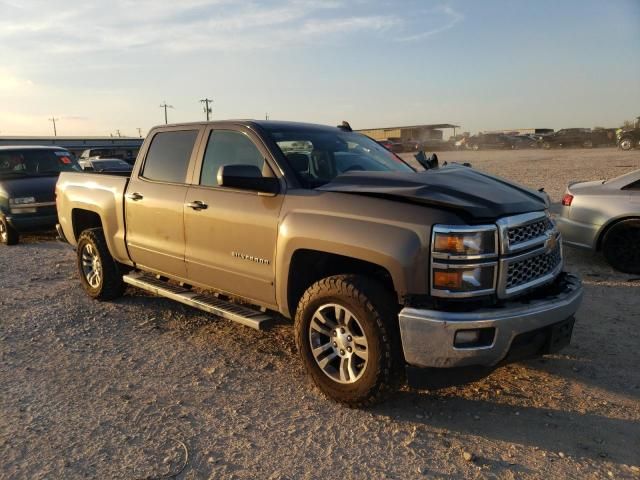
[0,69,34,92]
[396,5,463,42]
[0,0,410,55]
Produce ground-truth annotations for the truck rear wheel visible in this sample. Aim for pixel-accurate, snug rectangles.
[294,275,402,407]
[76,228,125,300]
[602,220,640,274]
[0,218,19,245]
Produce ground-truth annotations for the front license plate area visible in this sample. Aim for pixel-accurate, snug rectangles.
[546,316,575,353]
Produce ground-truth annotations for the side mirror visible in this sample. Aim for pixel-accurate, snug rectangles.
[217,164,280,195]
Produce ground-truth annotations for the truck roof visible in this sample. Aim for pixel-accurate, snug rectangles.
[150,120,346,133]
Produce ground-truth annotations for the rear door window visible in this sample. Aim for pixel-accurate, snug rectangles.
[141,130,198,183]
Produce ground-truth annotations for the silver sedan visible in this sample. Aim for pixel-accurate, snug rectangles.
[556,169,640,273]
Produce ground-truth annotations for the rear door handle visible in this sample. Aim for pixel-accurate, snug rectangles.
[186,200,208,210]
[126,192,143,201]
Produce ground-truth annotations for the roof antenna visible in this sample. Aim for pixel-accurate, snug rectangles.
[337,121,352,132]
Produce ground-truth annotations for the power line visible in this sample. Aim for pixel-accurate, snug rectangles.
[49,116,59,136]
[159,101,174,124]
[200,98,213,121]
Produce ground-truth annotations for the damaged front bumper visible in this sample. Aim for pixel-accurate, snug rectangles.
[398,273,583,369]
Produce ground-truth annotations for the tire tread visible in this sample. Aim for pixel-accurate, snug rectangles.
[294,274,403,408]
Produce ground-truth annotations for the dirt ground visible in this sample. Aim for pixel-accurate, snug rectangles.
[1,147,639,480]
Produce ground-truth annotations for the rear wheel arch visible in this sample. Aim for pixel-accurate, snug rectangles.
[71,208,103,241]
[596,215,640,251]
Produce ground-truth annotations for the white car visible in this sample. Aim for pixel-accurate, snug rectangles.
[556,169,640,273]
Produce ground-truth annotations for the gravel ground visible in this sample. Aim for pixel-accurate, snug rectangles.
[1,147,639,480]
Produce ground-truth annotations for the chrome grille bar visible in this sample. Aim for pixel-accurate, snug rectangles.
[496,211,563,299]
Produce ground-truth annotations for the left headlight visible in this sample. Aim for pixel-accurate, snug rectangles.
[431,225,498,298]
[9,197,36,205]
[432,225,497,259]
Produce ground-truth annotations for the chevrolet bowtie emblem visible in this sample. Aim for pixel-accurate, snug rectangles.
[544,232,558,254]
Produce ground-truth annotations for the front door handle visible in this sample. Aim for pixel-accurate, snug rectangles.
[126,192,143,201]
[186,200,208,210]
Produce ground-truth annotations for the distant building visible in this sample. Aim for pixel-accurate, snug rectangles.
[0,136,144,158]
[482,128,554,135]
[357,123,460,142]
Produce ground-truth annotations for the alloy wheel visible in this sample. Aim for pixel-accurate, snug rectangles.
[308,303,369,384]
[81,243,102,288]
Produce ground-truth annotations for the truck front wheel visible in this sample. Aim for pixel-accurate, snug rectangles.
[294,275,402,407]
[76,228,125,300]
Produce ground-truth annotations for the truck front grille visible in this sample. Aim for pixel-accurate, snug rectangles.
[507,217,553,246]
[506,244,562,289]
[497,211,563,298]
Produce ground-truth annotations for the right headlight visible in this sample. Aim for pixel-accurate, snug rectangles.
[431,225,498,298]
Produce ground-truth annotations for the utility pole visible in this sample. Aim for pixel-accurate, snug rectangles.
[200,98,213,121]
[159,101,174,124]
[137,128,142,138]
[49,116,59,136]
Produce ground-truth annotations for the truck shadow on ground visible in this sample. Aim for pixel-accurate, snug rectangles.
[373,391,640,466]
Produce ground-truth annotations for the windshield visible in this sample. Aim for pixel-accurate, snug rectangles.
[267,128,414,188]
[0,149,81,176]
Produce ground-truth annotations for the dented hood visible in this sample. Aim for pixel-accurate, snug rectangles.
[317,165,548,221]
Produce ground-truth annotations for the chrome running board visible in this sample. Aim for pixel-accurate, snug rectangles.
[123,272,272,331]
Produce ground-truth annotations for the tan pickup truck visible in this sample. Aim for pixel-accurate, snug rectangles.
[56,120,583,406]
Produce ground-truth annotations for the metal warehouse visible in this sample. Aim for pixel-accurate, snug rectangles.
[357,123,460,142]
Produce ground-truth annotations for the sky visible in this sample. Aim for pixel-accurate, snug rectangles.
[0,0,638,137]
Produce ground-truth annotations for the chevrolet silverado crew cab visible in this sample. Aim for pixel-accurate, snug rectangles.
[56,120,583,406]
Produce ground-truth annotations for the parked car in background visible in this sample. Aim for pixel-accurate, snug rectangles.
[617,117,640,151]
[377,140,403,153]
[0,146,80,245]
[419,139,450,151]
[402,139,420,152]
[556,169,640,273]
[591,128,617,147]
[79,147,138,165]
[78,158,133,173]
[506,135,540,149]
[541,128,592,149]
[467,133,512,150]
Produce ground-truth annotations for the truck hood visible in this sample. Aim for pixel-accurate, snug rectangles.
[0,174,58,202]
[317,165,548,221]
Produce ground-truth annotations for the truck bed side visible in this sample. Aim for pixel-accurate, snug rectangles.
[56,171,131,264]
